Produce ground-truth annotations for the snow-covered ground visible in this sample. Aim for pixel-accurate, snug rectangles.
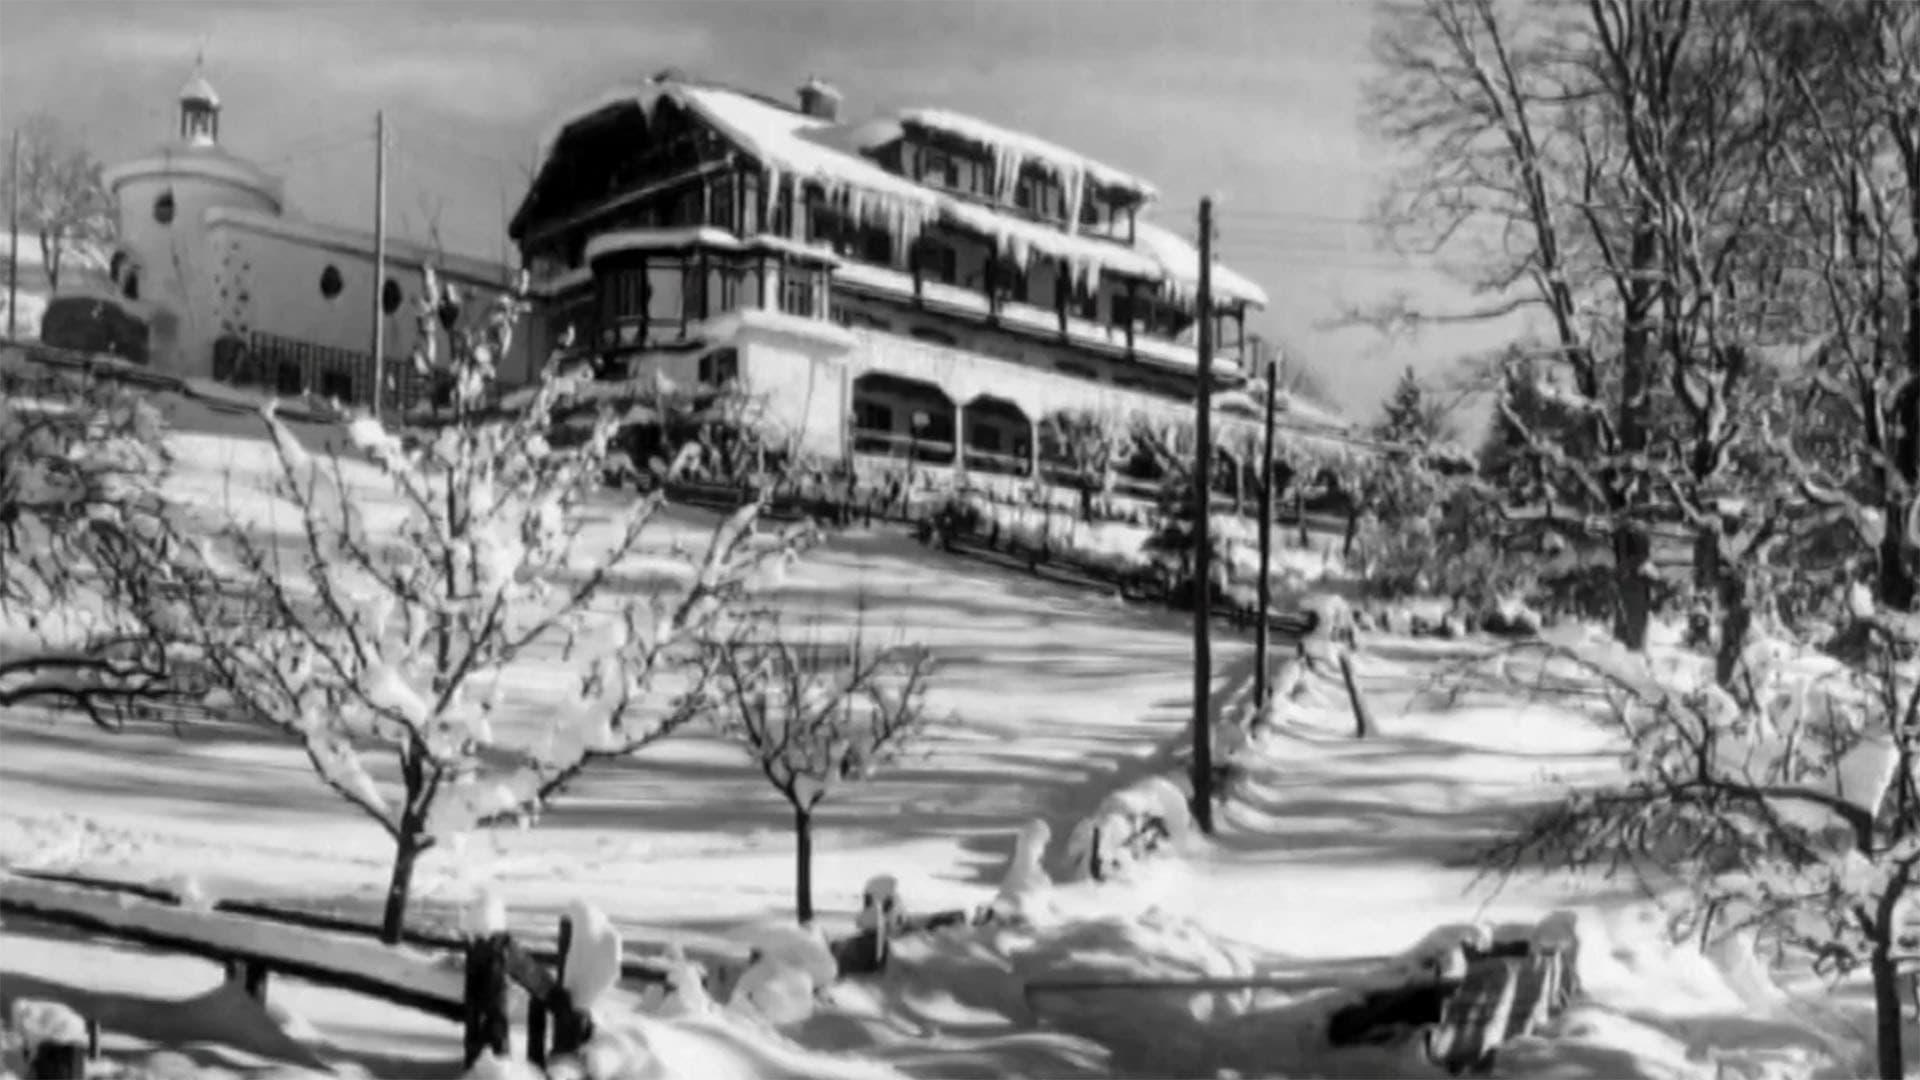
[0,408,1902,1078]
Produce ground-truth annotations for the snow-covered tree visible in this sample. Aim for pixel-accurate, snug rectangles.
[1370,366,1450,449]
[0,113,114,293]
[154,269,813,942]
[0,364,185,725]
[700,603,939,923]
[1038,408,1129,522]
[1482,620,1920,1078]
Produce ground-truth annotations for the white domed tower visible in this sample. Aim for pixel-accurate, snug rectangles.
[102,63,285,377]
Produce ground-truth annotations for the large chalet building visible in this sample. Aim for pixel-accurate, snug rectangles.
[511,73,1317,478]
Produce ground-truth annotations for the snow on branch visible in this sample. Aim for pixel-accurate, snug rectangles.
[141,266,813,939]
[1475,629,1918,979]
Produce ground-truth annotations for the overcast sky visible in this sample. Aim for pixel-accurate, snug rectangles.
[0,0,1516,421]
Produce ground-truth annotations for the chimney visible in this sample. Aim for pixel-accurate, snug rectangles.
[797,77,843,122]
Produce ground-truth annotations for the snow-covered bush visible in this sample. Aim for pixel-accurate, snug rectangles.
[1484,623,1919,1077]
[148,268,812,942]
[1063,775,1193,882]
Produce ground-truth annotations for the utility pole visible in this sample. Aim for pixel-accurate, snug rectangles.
[370,110,388,417]
[7,129,19,341]
[1190,196,1215,833]
[1254,340,1279,709]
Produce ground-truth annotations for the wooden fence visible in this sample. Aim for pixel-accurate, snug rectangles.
[0,869,966,1075]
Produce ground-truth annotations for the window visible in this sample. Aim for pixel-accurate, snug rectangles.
[1076,285,1101,322]
[859,226,892,265]
[320,368,353,401]
[922,149,951,186]
[1111,291,1134,330]
[1080,197,1101,227]
[275,358,304,396]
[970,423,1003,454]
[153,190,176,225]
[918,242,958,285]
[854,400,893,433]
[319,265,344,299]
[698,348,739,386]
[717,262,743,311]
[382,279,403,315]
[122,270,139,302]
[685,258,708,319]
[1015,177,1036,212]
[780,268,817,317]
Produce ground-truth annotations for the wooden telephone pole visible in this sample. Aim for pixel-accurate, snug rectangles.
[7,129,19,341]
[370,110,388,416]
[1254,340,1279,709]
[1191,196,1216,833]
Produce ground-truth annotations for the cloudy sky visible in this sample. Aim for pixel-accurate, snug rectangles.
[0,0,1514,420]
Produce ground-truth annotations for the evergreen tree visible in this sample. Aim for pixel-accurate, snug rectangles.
[1371,366,1446,447]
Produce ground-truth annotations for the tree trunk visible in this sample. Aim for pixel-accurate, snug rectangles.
[1869,946,1907,1080]
[794,805,814,924]
[1611,528,1653,650]
[1878,500,1916,611]
[380,832,422,945]
[1713,569,1752,690]
[1611,217,1658,652]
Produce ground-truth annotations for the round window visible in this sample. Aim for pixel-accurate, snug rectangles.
[153,190,176,225]
[319,265,344,299]
[381,279,403,315]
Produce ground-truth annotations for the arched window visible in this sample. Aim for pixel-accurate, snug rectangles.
[319,265,344,299]
[153,190,176,225]
[122,270,140,302]
[381,279,403,315]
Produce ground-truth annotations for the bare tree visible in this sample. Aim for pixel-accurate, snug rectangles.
[1,113,115,294]
[1748,1,1920,613]
[147,269,811,942]
[0,364,188,726]
[1368,0,1666,648]
[702,604,939,924]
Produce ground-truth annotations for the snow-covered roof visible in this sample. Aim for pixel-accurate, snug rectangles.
[1130,221,1269,308]
[744,233,843,266]
[180,72,220,107]
[883,108,1159,204]
[939,199,1162,286]
[833,260,1245,379]
[584,226,744,261]
[526,77,1266,311]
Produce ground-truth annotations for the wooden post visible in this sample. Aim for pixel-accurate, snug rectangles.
[7,128,18,340]
[527,915,570,1067]
[370,110,388,417]
[548,914,595,1055]
[1340,651,1373,739]
[1190,196,1216,833]
[461,932,513,1067]
[1255,350,1277,708]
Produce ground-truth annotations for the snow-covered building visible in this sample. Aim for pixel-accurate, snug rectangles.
[99,67,532,406]
[510,73,1296,473]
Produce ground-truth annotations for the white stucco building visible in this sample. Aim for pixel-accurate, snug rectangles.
[100,68,531,407]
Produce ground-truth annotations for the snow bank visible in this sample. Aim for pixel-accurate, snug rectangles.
[1493,905,1864,1080]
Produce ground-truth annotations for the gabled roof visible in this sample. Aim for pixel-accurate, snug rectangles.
[520,77,1265,310]
[869,108,1159,204]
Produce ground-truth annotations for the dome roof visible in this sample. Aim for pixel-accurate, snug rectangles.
[180,72,220,108]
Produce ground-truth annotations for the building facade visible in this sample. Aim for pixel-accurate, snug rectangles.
[100,69,532,407]
[511,73,1346,479]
